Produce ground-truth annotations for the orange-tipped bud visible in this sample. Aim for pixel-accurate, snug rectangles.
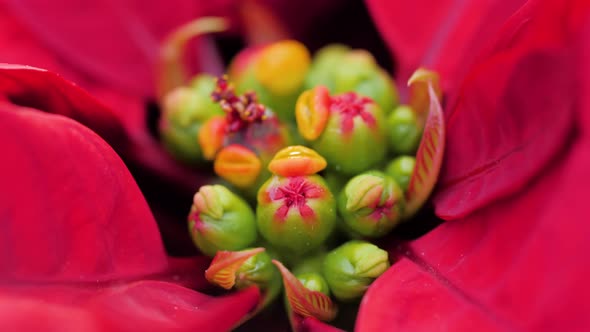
[254,40,311,96]
[214,144,262,188]
[295,86,330,141]
[198,115,227,160]
[268,145,327,177]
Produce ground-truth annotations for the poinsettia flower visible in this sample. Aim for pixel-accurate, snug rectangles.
[1,0,589,331]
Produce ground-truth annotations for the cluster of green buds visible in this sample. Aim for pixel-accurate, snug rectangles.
[188,146,394,327]
[228,40,311,122]
[157,32,445,329]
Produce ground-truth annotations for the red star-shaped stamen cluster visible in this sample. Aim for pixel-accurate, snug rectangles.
[330,92,376,134]
[270,177,323,222]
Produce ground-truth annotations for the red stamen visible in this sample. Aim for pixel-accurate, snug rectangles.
[188,209,207,233]
[330,93,375,134]
[211,76,269,133]
[269,177,323,221]
[368,197,397,221]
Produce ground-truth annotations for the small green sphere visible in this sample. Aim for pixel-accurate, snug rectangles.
[257,175,336,256]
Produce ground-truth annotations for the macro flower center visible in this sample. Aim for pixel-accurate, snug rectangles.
[330,92,375,133]
[212,76,268,132]
[271,177,322,221]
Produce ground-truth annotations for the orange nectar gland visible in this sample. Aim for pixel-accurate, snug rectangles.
[254,40,311,96]
[214,144,262,188]
[268,145,327,177]
[198,115,227,160]
[295,86,330,141]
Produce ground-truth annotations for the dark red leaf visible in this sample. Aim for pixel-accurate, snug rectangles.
[356,0,590,330]
[3,0,237,96]
[366,0,527,93]
[434,0,585,219]
[0,64,127,145]
[0,64,203,198]
[0,104,260,330]
[357,136,590,331]
[295,317,345,332]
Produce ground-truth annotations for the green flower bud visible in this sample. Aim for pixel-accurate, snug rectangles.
[229,40,311,122]
[296,272,330,296]
[332,51,398,113]
[338,171,405,237]
[205,248,281,309]
[188,185,257,257]
[305,46,398,114]
[323,240,390,301]
[235,250,282,307]
[304,44,350,91]
[234,250,279,289]
[312,93,387,175]
[387,105,422,155]
[292,251,327,276]
[257,175,336,255]
[333,50,377,93]
[354,69,398,116]
[159,74,223,163]
[385,156,416,192]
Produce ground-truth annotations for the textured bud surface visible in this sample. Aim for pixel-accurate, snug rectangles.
[323,241,390,301]
[387,105,422,155]
[254,40,311,96]
[188,185,257,256]
[257,175,336,255]
[338,171,405,237]
[312,93,387,175]
[386,156,416,192]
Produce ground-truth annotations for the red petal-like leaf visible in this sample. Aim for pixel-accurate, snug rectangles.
[0,63,127,145]
[366,0,527,93]
[0,63,203,199]
[272,260,337,322]
[3,0,236,96]
[292,316,345,332]
[0,4,217,202]
[357,1,590,330]
[405,82,445,217]
[358,135,590,331]
[0,104,162,280]
[434,0,584,219]
[0,104,260,330]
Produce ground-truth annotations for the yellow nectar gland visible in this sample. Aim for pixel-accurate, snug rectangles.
[254,40,311,96]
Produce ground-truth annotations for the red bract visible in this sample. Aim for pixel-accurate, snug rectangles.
[367,0,527,94]
[0,90,260,330]
[2,0,590,331]
[359,0,590,330]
